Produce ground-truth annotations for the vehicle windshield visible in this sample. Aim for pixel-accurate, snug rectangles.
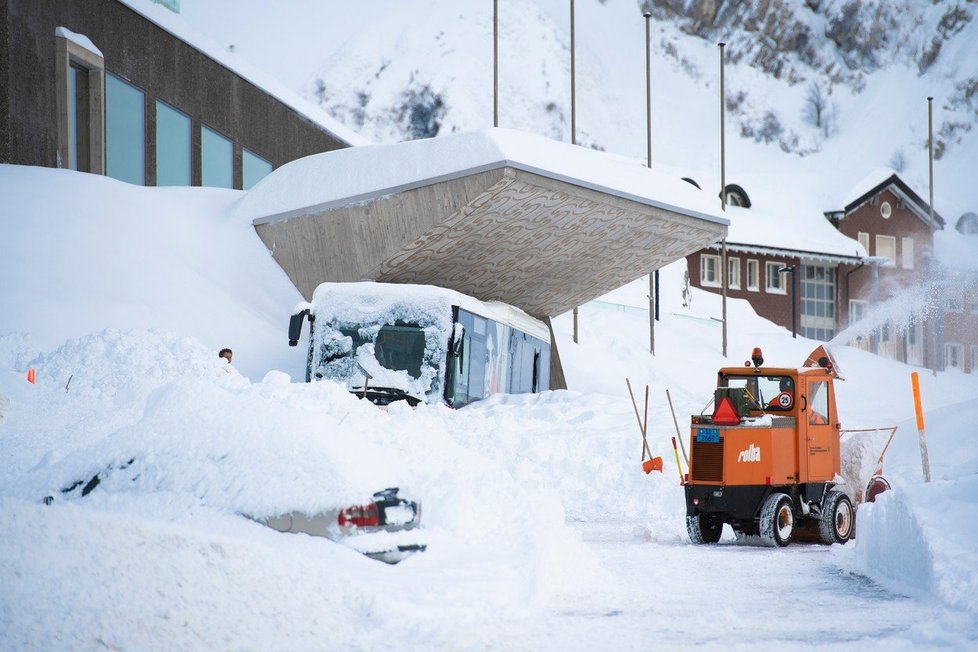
[312,321,433,397]
[722,375,795,411]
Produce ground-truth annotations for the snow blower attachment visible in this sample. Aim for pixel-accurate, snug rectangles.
[683,346,887,547]
[258,488,426,564]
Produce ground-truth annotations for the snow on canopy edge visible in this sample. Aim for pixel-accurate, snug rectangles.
[54,27,103,58]
[115,0,368,148]
[310,282,550,342]
[240,129,729,229]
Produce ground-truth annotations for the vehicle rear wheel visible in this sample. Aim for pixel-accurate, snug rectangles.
[819,490,854,545]
[687,513,722,544]
[759,493,794,547]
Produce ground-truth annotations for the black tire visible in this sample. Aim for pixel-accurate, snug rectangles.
[687,513,722,544]
[819,490,854,545]
[759,493,794,547]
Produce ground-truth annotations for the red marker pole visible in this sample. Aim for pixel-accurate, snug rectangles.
[911,372,931,482]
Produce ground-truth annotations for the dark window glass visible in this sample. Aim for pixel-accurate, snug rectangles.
[374,324,425,377]
[201,125,232,188]
[68,66,78,170]
[242,149,272,190]
[156,101,191,186]
[106,73,145,185]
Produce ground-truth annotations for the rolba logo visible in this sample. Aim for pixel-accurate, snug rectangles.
[737,443,761,462]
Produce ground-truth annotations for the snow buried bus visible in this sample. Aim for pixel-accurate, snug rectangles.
[289,282,551,407]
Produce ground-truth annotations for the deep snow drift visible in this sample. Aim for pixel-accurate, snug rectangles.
[2,164,977,648]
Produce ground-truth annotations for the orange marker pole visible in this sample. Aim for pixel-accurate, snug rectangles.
[26,368,36,384]
[671,437,684,485]
[910,372,930,483]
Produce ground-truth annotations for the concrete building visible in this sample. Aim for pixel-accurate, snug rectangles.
[0,0,359,189]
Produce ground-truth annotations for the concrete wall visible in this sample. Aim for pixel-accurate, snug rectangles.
[1,0,346,180]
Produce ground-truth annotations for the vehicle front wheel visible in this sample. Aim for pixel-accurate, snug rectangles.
[819,490,854,545]
[687,513,722,544]
[759,493,794,547]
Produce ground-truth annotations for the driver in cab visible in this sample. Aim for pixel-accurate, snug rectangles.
[768,376,794,409]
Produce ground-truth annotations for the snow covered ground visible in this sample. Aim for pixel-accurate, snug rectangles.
[2,163,977,648]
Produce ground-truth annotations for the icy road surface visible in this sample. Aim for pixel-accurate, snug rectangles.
[533,523,974,651]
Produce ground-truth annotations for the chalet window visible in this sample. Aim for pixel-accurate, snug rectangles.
[901,237,914,269]
[201,125,233,188]
[849,300,867,324]
[746,259,759,291]
[700,254,721,288]
[243,148,273,190]
[765,262,786,294]
[155,100,191,186]
[947,292,963,312]
[858,232,870,254]
[946,343,963,370]
[728,257,741,290]
[875,235,896,266]
[106,73,145,185]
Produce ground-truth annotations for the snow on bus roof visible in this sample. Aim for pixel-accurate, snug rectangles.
[308,282,550,342]
[238,128,729,228]
[116,0,368,147]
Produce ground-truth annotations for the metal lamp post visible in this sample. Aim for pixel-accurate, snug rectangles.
[779,265,797,338]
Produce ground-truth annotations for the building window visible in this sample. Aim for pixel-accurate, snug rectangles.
[880,201,892,219]
[746,259,759,291]
[858,232,870,253]
[700,254,721,288]
[728,257,741,290]
[947,292,963,312]
[901,237,914,269]
[765,262,786,294]
[800,264,836,341]
[155,101,191,186]
[201,125,233,188]
[106,73,145,185]
[946,343,963,370]
[849,300,866,324]
[243,148,273,190]
[881,321,891,343]
[876,235,896,266]
[56,30,105,174]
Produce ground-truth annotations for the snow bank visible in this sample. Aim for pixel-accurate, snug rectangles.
[0,164,304,381]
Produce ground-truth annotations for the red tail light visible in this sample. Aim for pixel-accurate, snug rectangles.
[338,502,380,528]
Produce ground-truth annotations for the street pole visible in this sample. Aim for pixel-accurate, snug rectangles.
[779,266,797,338]
[571,0,576,145]
[493,0,499,128]
[645,11,654,355]
[719,42,728,358]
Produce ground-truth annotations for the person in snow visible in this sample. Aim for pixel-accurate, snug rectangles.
[219,348,233,364]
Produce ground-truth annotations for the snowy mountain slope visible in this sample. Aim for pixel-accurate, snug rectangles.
[166,0,978,220]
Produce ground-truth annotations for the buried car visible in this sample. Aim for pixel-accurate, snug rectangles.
[44,461,426,564]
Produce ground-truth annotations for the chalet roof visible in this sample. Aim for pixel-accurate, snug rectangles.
[841,168,945,228]
[716,205,865,263]
[117,0,369,147]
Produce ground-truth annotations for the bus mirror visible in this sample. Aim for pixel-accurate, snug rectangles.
[449,324,465,357]
[288,309,309,347]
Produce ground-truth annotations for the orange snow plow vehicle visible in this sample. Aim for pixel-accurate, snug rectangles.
[684,346,875,547]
